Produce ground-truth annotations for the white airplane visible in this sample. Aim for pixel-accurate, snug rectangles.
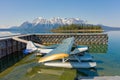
[38,37,96,68]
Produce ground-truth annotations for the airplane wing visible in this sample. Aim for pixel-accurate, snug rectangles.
[41,44,59,49]
[38,37,75,63]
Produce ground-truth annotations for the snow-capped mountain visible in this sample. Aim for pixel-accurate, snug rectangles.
[11,17,86,33]
[3,17,120,33]
[32,17,86,25]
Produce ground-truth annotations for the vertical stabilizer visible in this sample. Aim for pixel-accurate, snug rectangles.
[26,41,37,51]
[23,41,37,54]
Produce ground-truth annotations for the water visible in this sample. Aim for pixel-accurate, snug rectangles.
[0,31,120,80]
[0,31,20,38]
[91,31,120,76]
[0,53,76,80]
[76,31,120,76]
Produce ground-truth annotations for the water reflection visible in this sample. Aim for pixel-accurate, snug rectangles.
[77,68,98,76]
[0,51,25,72]
[83,44,108,53]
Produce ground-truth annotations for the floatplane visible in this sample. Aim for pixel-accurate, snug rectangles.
[23,37,96,68]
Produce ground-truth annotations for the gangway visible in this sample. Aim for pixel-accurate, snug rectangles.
[12,36,45,48]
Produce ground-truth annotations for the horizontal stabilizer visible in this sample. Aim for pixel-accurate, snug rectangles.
[70,46,88,55]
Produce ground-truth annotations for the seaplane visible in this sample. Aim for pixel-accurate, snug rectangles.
[12,36,96,68]
[37,37,96,68]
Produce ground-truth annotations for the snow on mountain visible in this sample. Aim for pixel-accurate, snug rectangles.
[32,17,86,25]
[11,17,86,33]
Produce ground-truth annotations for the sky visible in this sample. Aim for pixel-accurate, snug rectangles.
[0,0,120,28]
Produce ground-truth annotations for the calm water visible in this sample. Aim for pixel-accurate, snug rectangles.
[0,31,120,80]
[91,31,120,76]
[0,31,20,37]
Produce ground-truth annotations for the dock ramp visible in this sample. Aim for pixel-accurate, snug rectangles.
[12,36,45,48]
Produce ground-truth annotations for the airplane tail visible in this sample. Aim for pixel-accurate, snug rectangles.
[23,41,37,54]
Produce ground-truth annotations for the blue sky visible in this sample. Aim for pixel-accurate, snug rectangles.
[0,0,120,28]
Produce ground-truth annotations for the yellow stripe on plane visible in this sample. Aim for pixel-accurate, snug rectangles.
[38,53,69,63]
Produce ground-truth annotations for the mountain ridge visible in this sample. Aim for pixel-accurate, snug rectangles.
[9,17,87,33]
[1,17,120,33]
